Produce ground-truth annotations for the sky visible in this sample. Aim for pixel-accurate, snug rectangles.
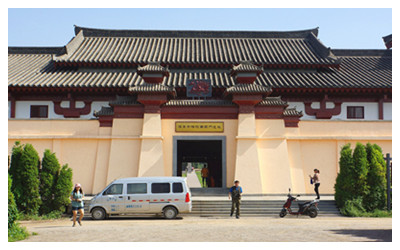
[8,8,392,49]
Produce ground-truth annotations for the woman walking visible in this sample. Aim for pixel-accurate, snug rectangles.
[70,183,84,227]
[309,169,320,200]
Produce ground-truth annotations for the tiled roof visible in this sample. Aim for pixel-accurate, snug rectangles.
[258,96,288,106]
[128,83,176,95]
[8,49,391,90]
[283,108,303,117]
[109,95,139,106]
[137,63,169,75]
[164,99,235,106]
[232,61,263,73]
[93,106,114,116]
[53,26,338,67]
[225,84,272,94]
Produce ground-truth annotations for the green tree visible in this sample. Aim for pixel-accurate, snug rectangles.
[334,144,355,208]
[364,143,387,211]
[352,143,369,198]
[9,141,24,211]
[53,164,73,212]
[8,174,19,229]
[40,150,61,214]
[19,144,41,214]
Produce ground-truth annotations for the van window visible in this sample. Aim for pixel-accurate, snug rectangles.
[104,184,123,195]
[127,183,147,194]
[151,183,170,194]
[173,183,183,193]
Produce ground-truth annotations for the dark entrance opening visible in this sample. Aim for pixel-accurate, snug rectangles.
[177,140,223,188]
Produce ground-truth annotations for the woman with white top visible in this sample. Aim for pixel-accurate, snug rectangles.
[309,169,320,200]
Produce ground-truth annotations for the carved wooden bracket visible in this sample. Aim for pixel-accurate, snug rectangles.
[304,95,342,119]
[53,95,92,118]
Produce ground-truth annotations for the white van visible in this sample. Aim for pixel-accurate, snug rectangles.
[88,177,192,219]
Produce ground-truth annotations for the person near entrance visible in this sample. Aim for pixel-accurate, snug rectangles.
[201,166,209,188]
[229,180,243,219]
[309,169,321,200]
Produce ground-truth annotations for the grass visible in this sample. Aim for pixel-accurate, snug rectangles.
[18,210,63,221]
[8,223,29,242]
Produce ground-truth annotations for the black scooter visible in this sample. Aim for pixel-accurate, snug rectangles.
[279,188,319,218]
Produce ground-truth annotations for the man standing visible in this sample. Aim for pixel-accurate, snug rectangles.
[228,180,243,219]
[201,166,209,188]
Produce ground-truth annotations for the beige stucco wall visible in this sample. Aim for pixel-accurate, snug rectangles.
[8,119,391,195]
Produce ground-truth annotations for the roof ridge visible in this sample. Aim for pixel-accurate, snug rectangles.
[74,25,319,39]
[331,49,392,57]
[8,46,65,55]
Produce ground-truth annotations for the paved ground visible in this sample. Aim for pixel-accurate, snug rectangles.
[19,216,391,242]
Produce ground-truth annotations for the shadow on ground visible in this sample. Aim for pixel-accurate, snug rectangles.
[329,229,392,242]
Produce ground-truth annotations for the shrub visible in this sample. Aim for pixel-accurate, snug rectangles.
[340,197,366,217]
[334,144,354,208]
[8,174,19,229]
[352,143,369,197]
[364,143,387,211]
[8,223,29,242]
[9,141,24,211]
[53,164,73,212]
[19,144,41,215]
[40,150,61,214]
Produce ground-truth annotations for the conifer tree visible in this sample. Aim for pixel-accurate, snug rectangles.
[364,143,387,211]
[352,143,369,198]
[53,164,73,212]
[40,150,61,214]
[9,141,24,210]
[19,144,41,214]
[334,144,355,208]
[8,174,19,229]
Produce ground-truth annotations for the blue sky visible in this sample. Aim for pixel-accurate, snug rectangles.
[8,8,392,49]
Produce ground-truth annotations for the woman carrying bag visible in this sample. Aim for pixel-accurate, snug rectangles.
[309,169,320,200]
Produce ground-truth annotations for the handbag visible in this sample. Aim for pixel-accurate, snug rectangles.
[310,178,313,185]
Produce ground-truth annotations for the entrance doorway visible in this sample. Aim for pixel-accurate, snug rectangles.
[173,136,226,188]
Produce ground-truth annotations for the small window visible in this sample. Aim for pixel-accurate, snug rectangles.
[30,105,48,118]
[347,106,364,119]
[127,183,147,194]
[151,183,170,194]
[173,183,184,193]
[104,184,123,195]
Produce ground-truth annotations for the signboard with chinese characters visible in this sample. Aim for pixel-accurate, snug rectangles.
[186,79,212,98]
[175,122,224,133]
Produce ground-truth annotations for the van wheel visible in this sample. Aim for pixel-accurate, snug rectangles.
[91,207,106,220]
[163,206,178,219]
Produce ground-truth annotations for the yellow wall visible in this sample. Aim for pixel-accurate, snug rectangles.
[8,119,391,194]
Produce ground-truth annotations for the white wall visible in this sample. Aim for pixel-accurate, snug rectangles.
[331,102,379,120]
[383,102,392,120]
[14,101,110,119]
[288,101,385,121]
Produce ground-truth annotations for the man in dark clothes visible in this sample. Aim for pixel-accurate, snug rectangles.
[228,180,243,219]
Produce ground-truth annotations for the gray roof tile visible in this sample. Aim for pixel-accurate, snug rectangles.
[53,27,338,66]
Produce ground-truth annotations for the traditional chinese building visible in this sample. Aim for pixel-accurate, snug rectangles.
[8,26,392,194]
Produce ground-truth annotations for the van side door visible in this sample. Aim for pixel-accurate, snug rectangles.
[125,182,150,212]
[102,183,125,213]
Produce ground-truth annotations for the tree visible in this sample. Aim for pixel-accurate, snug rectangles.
[53,164,73,212]
[334,144,355,208]
[364,143,387,211]
[9,141,24,211]
[40,150,61,214]
[352,143,369,198]
[19,144,41,214]
[8,174,19,229]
